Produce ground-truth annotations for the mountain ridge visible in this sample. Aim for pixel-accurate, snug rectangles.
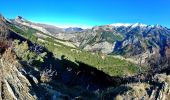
[14,15,170,29]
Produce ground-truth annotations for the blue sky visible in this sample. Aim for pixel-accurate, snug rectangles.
[0,0,170,28]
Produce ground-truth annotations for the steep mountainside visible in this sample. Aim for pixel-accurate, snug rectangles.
[0,14,120,99]
[0,14,170,99]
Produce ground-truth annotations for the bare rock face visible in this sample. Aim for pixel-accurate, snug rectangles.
[0,49,37,100]
[154,74,170,100]
[84,41,114,54]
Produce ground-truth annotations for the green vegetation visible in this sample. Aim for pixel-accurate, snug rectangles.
[41,36,137,76]
[52,46,137,76]
[9,25,38,42]
[101,31,124,43]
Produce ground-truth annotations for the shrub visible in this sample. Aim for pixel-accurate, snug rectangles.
[2,48,16,65]
[40,67,56,83]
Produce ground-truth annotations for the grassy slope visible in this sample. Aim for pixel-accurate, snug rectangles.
[9,24,138,76]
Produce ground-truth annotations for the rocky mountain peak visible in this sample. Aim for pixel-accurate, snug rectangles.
[16,16,22,20]
[15,16,27,22]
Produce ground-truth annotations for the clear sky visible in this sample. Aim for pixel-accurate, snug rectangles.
[0,0,170,28]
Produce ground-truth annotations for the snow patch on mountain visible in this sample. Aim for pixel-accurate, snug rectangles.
[110,23,148,28]
[110,23,132,27]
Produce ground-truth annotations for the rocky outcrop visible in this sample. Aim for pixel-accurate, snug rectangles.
[84,41,114,54]
[114,74,170,100]
[0,49,37,100]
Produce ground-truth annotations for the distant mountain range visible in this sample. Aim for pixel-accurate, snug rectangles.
[11,16,170,65]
